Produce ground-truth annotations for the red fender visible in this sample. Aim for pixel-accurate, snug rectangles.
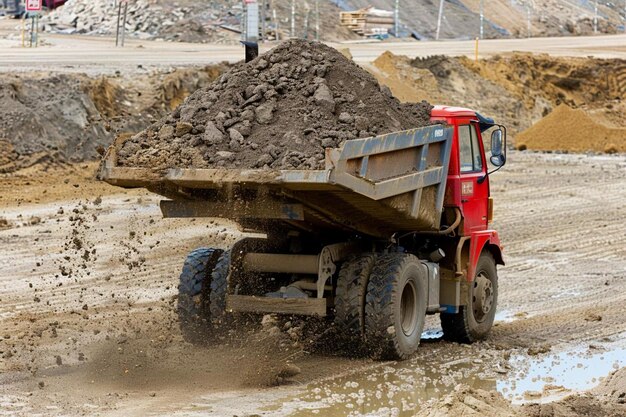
[467,230,504,281]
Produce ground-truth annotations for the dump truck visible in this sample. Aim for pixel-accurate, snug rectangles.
[99,105,507,360]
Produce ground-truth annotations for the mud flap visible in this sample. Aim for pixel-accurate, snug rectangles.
[440,279,460,313]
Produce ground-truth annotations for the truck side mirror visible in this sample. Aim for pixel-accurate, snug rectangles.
[490,129,505,167]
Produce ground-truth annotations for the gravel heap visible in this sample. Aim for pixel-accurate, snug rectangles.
[117,39,433,171]
[41,0,239,43]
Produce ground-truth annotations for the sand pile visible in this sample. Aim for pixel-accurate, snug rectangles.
[370,51,439,104]
[116,40,433,171]
[515,105,626,153]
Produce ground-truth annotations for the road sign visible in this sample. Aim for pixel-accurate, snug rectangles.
[26,0,42,11]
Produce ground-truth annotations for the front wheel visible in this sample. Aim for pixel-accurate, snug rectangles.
[441,252,498,343]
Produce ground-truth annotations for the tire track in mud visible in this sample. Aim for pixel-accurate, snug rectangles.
[492,151,626,344]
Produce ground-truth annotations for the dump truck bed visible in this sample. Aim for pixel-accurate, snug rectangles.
[99,124,453,238]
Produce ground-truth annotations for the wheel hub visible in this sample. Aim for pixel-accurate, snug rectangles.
[400,281,418,336]
[473,273,493,322]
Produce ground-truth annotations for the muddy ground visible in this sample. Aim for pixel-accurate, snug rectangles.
[1,150,625,416]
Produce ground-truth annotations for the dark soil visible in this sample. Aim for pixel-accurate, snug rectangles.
[116,39,433,171]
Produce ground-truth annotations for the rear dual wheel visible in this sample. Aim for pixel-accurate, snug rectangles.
[177,248,230,344]
[364,253,427,360]
[335,253,428,360]
[334,254,376,348]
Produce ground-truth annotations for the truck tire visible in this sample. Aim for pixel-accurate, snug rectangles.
[441,252,498,343]
[177,248,223,344]
[364,253,427,360]
[209,250,231,325]
[334,254,376,347]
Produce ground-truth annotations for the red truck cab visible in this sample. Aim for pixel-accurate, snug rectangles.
[431,105,505,288]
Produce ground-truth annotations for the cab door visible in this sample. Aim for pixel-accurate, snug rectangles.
[458,123,489,233]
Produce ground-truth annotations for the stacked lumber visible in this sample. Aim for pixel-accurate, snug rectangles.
[340,6,394,37]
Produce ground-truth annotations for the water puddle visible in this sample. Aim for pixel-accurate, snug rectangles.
[259,334,626,416]
[260,346,497,416]
[420,328,443,340]
[500,336,626,404]
[494,309,518,322]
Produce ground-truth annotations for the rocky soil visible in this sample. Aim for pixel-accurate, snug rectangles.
[40,0,358,44]
[42,0,237,43]
[116,39,433,171]
[0,64,228,173]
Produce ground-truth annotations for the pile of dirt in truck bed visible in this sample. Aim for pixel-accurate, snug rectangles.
[115,39,433,171]
[515,104,626,153]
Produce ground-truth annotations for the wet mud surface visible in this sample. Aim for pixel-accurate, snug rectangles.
[1,151,626,416]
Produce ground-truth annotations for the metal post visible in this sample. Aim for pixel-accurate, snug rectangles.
[304,6,309,39]
[315,0,319,41]
[34,13,39,47]
[115,2,121,46]
[241,0,246,42]
[436,0,444,40]
[21,12,25,47]
[291,0,295,38]
[475,37,479,62]
[29,15,34,47]
[394,0,399,37]
[593,0,598,33]
[526,5,531,38]
[273,7,279,40]
[261,0,266,42]
[479,0,484,39]
[121,1,128,47]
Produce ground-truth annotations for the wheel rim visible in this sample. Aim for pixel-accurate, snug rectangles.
[400,280,418,336]
[473,272,494,323]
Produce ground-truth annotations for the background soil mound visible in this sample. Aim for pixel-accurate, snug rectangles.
[409,54,524,133]
[462,54,626,112]
[0,73,110,170]
[370,51,439,104]
[0,65,228,174]
[116,40,433,171]
[515,105,626,153]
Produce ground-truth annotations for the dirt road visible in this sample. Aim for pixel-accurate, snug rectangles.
[1,18,625,74]
[1,150,625,416]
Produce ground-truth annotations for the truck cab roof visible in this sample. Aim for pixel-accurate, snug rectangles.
[431,105,477,118]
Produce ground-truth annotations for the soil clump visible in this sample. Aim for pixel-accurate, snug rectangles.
[116,40,433,171]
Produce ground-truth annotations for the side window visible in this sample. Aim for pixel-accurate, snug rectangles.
[458,124,483,173]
